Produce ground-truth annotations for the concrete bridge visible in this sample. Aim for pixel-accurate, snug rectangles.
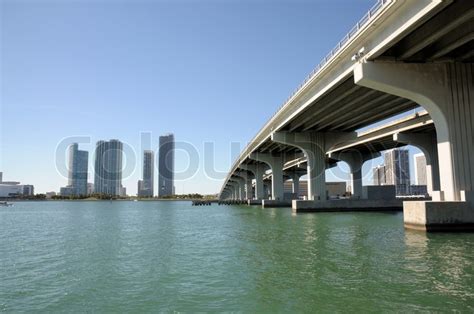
[219,0,474,232]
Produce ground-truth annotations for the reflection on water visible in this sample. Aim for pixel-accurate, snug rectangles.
[404,230,474,300]
[0,202,473,312]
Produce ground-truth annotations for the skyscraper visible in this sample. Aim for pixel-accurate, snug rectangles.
[373,165,386,185]
[414,153,427,185]
[68,143,89,195]
[94,140,123,196]
[158,133,174,197]
[384,148,410,195]
[138,150,154,197]
[60,143,88,196]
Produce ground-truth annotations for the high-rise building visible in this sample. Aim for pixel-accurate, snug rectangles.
[158,133,174,197]
[384,148,410,195]
[414,153,427,185]
[59,143,88,196]
[373,165,386,185]
[94,140,123,196]
[138,150,154,197]
[67,143,89,195]
[119,185,127,197]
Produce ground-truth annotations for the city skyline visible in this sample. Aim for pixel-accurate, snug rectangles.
[55,136,176,197]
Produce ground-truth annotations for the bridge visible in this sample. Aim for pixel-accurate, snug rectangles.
[219,0,474,232]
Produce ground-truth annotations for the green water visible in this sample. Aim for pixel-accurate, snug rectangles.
[1,201,473,312]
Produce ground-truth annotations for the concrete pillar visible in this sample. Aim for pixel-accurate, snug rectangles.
[239,163,267,200]
[393,131,440,196]
[355,62,474,204]
[250,153,284,200]
[292,174,300,196]
[235,170,253,200]
[283,170,302,197]
[329,151,380,199]
[229,180,243,200]
[236,177,245,201]
[272,131,355,201]
[221,188,229,200]
[263,180,271,199]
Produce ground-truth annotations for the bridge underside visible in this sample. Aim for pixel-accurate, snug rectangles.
[221,0,474,232]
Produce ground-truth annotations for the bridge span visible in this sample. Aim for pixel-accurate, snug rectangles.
[219,0,474,232]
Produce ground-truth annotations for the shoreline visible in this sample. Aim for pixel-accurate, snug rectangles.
[2,198,216,202]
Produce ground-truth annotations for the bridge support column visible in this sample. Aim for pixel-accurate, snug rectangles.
[289,172,300,196]
[355,62,474,231]
[393,131,440,196]
[239,163,267,200]
[235,171,253,200]
[237,177,246,201]
[329,151,380,199]
[250,153,284,200]
[229,179,244,200]
[263,180,271,199]
[272,131,355,201]
[283,169,304,199]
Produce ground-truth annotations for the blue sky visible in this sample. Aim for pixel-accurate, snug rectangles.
[0,0,420,194]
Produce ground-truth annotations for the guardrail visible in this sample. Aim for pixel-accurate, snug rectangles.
[220,0,391,196]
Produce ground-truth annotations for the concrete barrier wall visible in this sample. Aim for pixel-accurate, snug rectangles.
[362,185,396,200]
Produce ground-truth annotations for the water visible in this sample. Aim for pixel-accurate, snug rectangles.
[1,201,473,312]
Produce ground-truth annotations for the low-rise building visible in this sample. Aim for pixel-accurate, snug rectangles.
[0,172,35,197]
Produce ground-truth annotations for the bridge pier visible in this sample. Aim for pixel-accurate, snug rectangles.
[272,132,326,201]
[229,180,241,200]
[329,151,380,199]
[250,153,284,201]
[355,61,474,231]
[239,163,267,200]
[272,131,355,201]
[263,180,271,199]
[284,170,302,197]
[234,170,253,200]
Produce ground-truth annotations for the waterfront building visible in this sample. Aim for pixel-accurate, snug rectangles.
[158,134,174,197]
[45,191,56,199]
[372,165,386,185]
[22,185,34,196]
[414,153,427,185]
[384,149,410,195]
[87,183,94,195]
[60,186,74,196]
[120,186,127,197]
[0,172,35,197]
[138,150,154,197]
[94,140,123,196]
[60,143,88,196]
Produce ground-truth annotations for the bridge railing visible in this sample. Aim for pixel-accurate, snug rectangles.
[221,0,391,196]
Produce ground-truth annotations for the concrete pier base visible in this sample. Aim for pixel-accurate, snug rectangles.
[247,199,262,205]
[262,200,292,208]
[403,201,474,232]
[293,199,403,213]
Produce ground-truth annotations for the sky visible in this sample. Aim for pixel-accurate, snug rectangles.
[0,0,422,195]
